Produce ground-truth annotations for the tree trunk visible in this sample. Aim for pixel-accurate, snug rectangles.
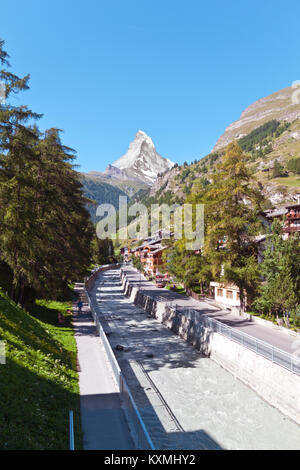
[18,278,25,307]
[239,287,245,313]
[10,283,15,302]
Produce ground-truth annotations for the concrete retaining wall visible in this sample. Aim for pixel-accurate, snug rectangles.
[121,270,300,425]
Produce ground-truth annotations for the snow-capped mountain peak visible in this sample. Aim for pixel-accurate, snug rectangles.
[109,130,174,184]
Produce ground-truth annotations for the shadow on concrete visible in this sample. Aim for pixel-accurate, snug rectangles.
[80,392,135,450]
[73,310,100,337]
[118,359,222,450]
[77,279,222,449]
[86,267,300,451]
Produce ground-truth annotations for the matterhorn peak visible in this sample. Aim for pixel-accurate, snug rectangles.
[135,129,154,144]
[136,129,148,137]
[110,130,174,184]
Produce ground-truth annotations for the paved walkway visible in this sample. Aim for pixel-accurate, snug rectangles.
[122,266,298,354]
[73,282,134,450]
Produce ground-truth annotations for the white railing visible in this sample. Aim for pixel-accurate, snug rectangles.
[69,410,74,450]
[187,309,300,376]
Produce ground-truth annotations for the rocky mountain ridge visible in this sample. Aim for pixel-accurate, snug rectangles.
[213,86,300,151]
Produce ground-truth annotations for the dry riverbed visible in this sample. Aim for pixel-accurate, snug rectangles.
[89,269,300,450]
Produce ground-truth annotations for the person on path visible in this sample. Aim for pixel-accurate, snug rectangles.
[77,300,83,314]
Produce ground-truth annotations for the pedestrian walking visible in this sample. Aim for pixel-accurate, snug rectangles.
[77,300,83,313]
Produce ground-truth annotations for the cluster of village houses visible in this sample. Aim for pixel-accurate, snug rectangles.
[121,202,300,310]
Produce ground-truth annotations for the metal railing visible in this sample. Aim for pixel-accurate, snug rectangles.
[190,310,300,376]
[119,376,155,451]
[84,267,155,450]
[172,303,300,376]
[69,410,74,450]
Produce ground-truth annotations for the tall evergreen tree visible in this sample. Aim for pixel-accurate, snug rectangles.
[165,178,212,292]
[91,237,114,265]
[30,128,94,299]
[253,220,300,318]
[0,39,93,303]
[203,141,265,309]
[0,39,42,302]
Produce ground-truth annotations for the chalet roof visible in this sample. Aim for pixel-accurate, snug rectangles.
[145,244,163,251]
[151,246,168,255]
[264,208,288,219]
[134,237,162,251]
[286,203,300,211]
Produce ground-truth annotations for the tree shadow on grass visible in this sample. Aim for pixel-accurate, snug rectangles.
[28,301,72,327]
[0,357,82,450]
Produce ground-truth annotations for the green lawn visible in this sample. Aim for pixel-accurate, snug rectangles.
[0,292,82,450]
[165,284,187,296]
[271,175,300,188]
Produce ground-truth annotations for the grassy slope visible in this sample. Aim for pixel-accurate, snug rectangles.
[165,284,187,296]
[245,120,300,197]
[271,175,300,189]
[0,292,82,450]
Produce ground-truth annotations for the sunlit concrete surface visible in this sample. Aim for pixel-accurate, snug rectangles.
[89,269,300,450]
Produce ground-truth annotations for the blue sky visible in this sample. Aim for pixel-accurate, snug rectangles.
[1,0,299,172]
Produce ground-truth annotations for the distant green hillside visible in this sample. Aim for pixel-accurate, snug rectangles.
[82,177,128,222]
[81,174,148,222]
[0,291,82,449]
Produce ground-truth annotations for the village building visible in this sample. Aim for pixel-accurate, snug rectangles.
[140,244,168,275]
[261,201,300,240]
[283,203,300,239]
[260,207,288,231]
[210,281,243,310]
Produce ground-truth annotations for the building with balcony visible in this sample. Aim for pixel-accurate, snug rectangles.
[137,243,168,275]
[283,204,300,239]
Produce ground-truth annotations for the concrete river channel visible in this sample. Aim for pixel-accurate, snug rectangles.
[89,268,300,450]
